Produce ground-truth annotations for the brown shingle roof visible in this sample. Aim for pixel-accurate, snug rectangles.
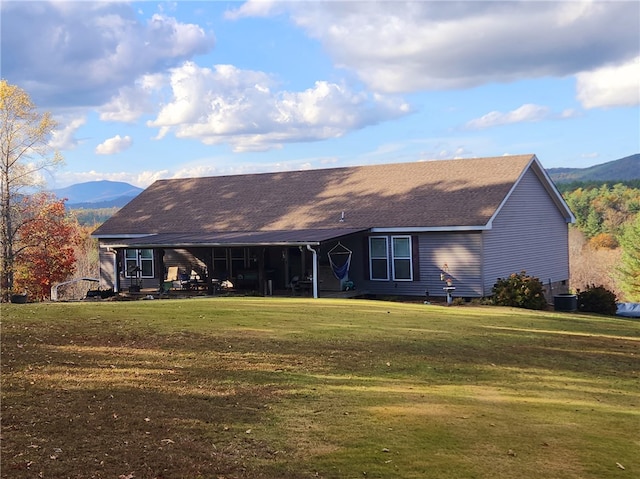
[104,228,367,248]
[93,155,537,237]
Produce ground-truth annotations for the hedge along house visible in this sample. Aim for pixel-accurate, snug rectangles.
[92,154,575,300]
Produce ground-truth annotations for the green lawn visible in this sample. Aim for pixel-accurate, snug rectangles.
[1,298,638,478]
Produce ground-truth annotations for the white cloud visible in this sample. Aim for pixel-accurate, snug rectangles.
[231,1,639,94]
[95,135,133,155]
[99,87,149,123]
[465,104,551,130]
[49,115,86,150]
[224,0,282,20]
[99,74,164,122]
[1,2,215,107]
[576,56,640,109]
[147,62,410,152]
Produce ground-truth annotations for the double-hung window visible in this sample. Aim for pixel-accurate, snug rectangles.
[369,235,414,281]
[369,236,389,280]
[124,249,154,278]
[392,236,412,281]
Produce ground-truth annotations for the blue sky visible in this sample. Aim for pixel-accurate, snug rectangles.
[2,1,639,188]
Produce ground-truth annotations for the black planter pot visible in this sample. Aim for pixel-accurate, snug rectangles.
[11,294,28,304]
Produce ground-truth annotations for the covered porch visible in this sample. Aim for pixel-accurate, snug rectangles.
[99,229,365,299]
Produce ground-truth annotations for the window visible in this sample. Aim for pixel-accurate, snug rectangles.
[392,236,412,281]
[213,248,228,278]
[124,249,154,278]
[212,247,253,279]
[368,235,415,281]
[230,248,246,276]
[369,236,389,280]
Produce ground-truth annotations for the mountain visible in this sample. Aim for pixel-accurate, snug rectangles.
[52,180,143,208]
[547,154,640,183]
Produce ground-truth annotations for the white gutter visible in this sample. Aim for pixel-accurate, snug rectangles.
[306,244,318,299]
[371,225,488,233]
[105,240,323,249]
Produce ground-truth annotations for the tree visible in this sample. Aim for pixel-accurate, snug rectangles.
[569,228,622,299]
[1,80,63,301]
[13,194,80,301]
[618,214,640,302]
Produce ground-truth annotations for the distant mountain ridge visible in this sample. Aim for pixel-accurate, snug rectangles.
[547,154,640,183]
[52,180,143,208]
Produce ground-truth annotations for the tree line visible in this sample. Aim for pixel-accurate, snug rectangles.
[562,182,640,301]
[563,183,640,242]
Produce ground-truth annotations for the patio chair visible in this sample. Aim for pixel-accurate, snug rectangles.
[164,266,189,290]
[289,276,300,295]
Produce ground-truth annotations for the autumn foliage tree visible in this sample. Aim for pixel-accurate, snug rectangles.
[54,222,101,301]
[12,194,80,301]
[1,80,63,301]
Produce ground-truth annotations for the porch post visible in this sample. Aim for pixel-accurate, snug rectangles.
[114,248,122,293]
[205,248,215,295]
[112,249,120,293]
[257,247,265,296]
[157,249,165,292]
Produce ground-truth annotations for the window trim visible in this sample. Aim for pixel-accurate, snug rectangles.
[391,235,413,281]
[124,248,154,278]
[368,236,389,281]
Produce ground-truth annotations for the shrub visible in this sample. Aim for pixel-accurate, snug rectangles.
[577,285,617,315]
[588,232,619,250]
[471,297,494,306]
[492,271,548,310]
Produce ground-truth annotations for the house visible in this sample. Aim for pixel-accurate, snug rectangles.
[92,154,575,300]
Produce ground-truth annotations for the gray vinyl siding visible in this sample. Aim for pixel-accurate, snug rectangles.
[358,232,482,298]
[482,168,570,296]
[420,232,483,298]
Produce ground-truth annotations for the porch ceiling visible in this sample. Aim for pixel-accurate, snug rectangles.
[105,228,367,248]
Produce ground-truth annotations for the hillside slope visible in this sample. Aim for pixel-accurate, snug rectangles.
[548,154,639,183]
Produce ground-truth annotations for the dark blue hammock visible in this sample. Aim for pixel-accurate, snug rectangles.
[328,242,352,280]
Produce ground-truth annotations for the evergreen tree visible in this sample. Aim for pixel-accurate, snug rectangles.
[618,214,640,302]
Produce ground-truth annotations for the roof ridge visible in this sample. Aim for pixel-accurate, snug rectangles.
[150,154,536,184]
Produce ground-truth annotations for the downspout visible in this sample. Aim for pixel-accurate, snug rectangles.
[306,244,318,299]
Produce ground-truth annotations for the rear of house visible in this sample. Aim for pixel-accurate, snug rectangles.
[92,155,574,301]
